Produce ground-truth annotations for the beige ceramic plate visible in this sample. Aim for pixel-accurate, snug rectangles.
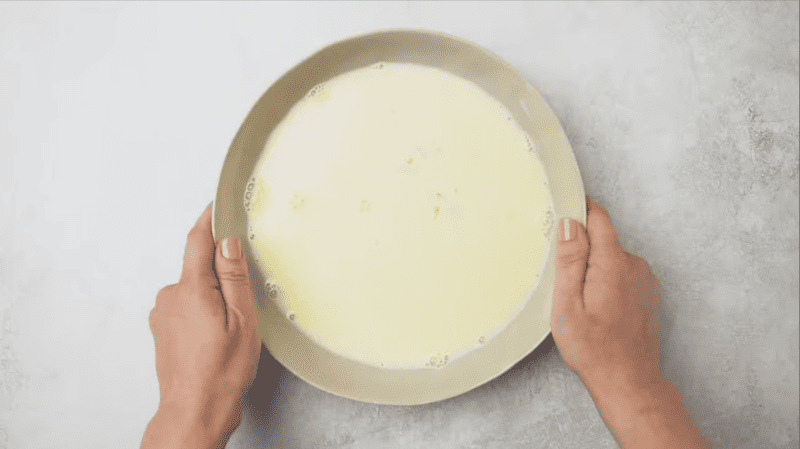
[212,28,585,405]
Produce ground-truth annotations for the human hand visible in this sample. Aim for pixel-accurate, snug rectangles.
[550,196,661,390]
[550,196,710,449]
[143,203,261,448]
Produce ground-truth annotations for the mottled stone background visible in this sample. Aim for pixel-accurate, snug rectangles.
[0,2,797,448]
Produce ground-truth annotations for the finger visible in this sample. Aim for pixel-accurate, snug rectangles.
[149,307,156,333]
[214,236,254,321]
[585,196,625,264]
[180,202,218,289]
[553,217,590,322]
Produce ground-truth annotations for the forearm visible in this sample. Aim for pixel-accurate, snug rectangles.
[585,373,710,449]
[141,401,239,449]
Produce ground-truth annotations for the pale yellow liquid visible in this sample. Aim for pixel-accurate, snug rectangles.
[246,62,554,369]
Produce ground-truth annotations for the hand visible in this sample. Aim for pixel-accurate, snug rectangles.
[551,196,661,390]
[551,196,710,449]
[144,203,261,448]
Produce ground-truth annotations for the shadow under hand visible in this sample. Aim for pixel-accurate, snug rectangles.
[235,343,290,448]
[247,343,284,408]
[499,333,558,382]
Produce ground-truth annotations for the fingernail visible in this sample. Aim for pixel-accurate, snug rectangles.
[559,218,574,242]
[222,237,241,260]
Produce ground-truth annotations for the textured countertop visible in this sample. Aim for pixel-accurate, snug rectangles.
[1,2,797,448]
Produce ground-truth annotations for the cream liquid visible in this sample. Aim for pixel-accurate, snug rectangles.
[246,62,554,369]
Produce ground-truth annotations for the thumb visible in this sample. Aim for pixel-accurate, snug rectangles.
[554,217,590,317]
[215,237,253,315]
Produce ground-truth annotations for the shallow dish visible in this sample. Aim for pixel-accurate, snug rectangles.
[212,28,585,405]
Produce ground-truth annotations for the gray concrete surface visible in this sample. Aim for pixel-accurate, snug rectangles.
[1,2,797,448]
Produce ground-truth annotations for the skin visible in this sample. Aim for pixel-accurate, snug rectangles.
[141,203,261,449]
[141,196,710,448]
[552,196,710,449]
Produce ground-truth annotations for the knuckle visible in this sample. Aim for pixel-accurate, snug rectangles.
[187,224,204,241]
[557,242,589,267]
[155,285,178,310]
[156,284,175,301]
[149,308,158,330]
[624,252,641,266]
[217,270,249,285]
[630,254,652,272]
[557,252,581,267]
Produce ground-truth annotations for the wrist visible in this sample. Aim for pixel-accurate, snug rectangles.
[580,362,665,399]
[580,368,711,449]
[152,398,240,449]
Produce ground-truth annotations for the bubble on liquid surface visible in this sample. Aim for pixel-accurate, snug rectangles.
[287,311,296,321]
[428,354,449,368]
[478,336,486,345]
[306,83,325,99]
[244,177,258,210]
[541,209,554,237]
[265,282,279,300]
[525,136,535,153]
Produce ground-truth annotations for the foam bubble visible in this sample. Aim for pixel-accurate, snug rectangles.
[428,353,449,368]
[305,83,329,102]
[265,282,280,301]
[541,209,554,237]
